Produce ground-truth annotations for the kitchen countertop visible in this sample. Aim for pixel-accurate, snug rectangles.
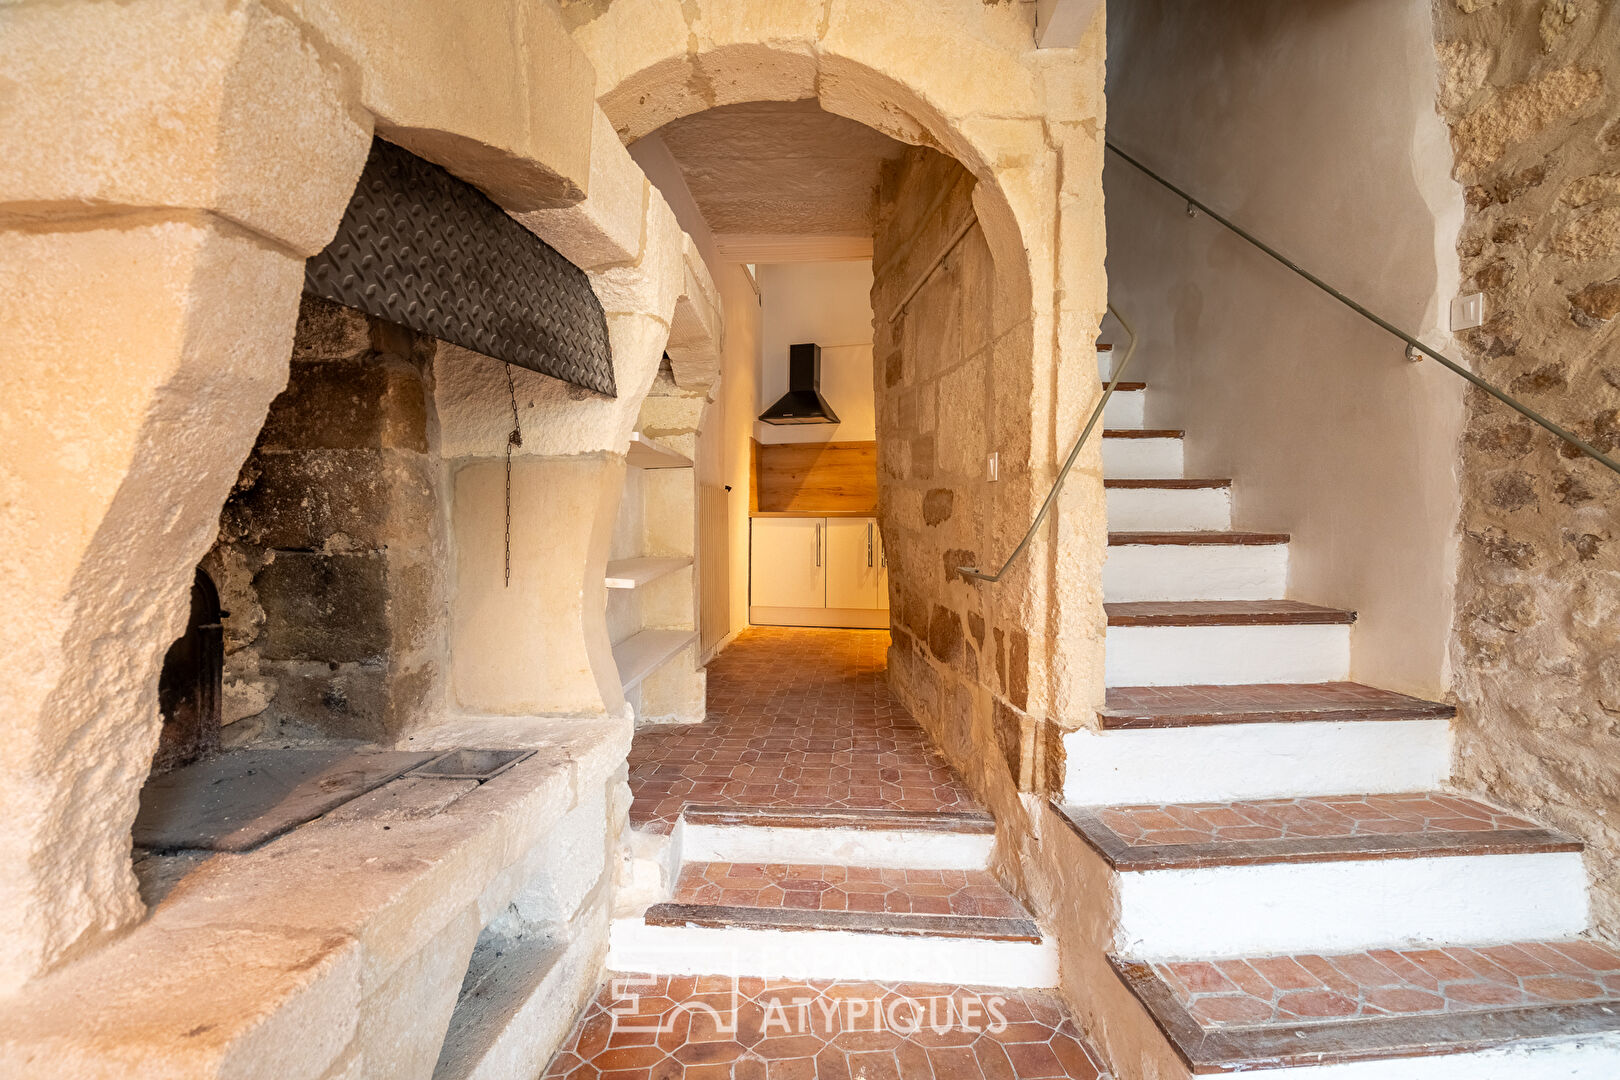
[750,509,879,518]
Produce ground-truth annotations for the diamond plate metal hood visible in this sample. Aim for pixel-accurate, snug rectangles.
[759,342,840,425]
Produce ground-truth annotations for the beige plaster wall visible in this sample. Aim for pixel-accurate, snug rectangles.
[1428,0,1620,937]
[630,132,760,652]
[1104,0,1468,698]
[756,261,877,446]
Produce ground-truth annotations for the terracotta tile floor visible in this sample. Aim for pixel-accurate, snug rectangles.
[545,975,1105,1079]
[673,864,1028,919]
[1096,792,1541,848]
[1155,940,1620,1027]
[629,628,980,834]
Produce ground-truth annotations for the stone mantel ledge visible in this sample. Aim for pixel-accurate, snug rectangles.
[0,714,632,1080]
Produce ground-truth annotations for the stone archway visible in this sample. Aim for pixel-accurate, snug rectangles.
[565,0,1112,876]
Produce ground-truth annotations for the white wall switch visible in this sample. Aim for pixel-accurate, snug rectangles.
[1450,292,1486,331]
[987,452,1000,482]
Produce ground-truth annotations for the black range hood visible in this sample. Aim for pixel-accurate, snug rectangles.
[759,342,841,425]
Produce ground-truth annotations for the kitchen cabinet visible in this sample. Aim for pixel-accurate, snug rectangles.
[751,516,888,628]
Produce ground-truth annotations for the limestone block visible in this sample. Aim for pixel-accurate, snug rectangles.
[257,359,430,453]
[257,552,389,662]
[434,902,610,1080]
[156,752,578,997]
[0,924,360,1080]
[1452,67,1604,180]
[508,786,610,924]
[225,450,435,553]
[0,0,370,254]
[515,107,648,271]
[589,190,685,319]
[352,904,479,1080]
[665,238,725,391]
[277,0,596,211]
[0,220,304,990]
[570,0,708,140]
[449,455,625,717]
[639,642,707,724]
[433,315,669,458]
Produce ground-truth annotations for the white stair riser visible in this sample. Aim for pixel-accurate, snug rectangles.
[1106,624,1350,686]
[1117,851,1588,958]
[1102,438,1184,479]
[609,920,1058,987]
[1106,487,1232,531]
[1062,719,1453,804]
[680,822,992,870]
[1102,389,1145,428]
[1098,349,1117,381]
[1251,1035,1620,1080]
[1104,543,1288,602]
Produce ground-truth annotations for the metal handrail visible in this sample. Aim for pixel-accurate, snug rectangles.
[1106,141,1620,479]
[957,303,1139,582]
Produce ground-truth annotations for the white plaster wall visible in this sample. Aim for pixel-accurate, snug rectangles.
[630,133,762,650]
[755,262,877,446]
[1104,0,1466,697]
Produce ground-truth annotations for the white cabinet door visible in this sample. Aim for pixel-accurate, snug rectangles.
[826,518,881,609]
[750,518,825,608]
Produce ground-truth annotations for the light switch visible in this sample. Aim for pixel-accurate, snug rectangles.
[987,452,1000,482]
[1450,292,1486,331]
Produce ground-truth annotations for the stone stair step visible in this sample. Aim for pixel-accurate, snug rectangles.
[1055,795,1587,957]
[1105,602,1355,688]
[1105,534,1292,603]
[1102,681,1456,728]
[1102,429,1184,478]
[1105,479,1234,531]
[1102,383,1147,427]
[1062,793,1581,872]
[611,860,1058,985]
[678,805,996,870]
[1110,940,1620,1076]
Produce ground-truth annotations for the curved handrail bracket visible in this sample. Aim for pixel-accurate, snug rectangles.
[957,304,1139,583]
[1105,141,1620,480]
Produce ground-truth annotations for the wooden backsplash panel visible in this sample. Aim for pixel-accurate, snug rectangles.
[753,439,878,513]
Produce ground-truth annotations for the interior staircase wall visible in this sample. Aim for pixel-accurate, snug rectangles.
[1103,0,1467,699]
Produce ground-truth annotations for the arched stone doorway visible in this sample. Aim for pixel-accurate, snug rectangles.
[570,0,1111,876]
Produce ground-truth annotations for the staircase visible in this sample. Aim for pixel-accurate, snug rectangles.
[1059,345,1620,1076]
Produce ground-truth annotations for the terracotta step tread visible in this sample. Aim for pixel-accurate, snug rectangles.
[1102,682,1456,728]
[1106,599,1355,627]
[1104,478,1232,489]
[1104,428,1182,438]
[1108,531,1290,546]
[673,861,1030,919]
[1058,792,1579,871]
[680,804,996,834]
[1112,940,1620,1072]
[644,902,1044,943]
[1105,381,1147,391]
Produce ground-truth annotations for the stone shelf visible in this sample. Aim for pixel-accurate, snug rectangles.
[613,628,698,691]
[605,556,692,590]
[627,431,691,469]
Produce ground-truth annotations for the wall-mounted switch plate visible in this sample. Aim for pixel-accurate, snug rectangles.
[1451,292,1486,332]
[987,452,1000,482]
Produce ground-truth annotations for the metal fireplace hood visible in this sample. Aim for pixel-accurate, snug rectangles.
[759,342,841,425]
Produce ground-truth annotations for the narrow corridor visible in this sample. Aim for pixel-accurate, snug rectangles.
[547,628,1108,1079]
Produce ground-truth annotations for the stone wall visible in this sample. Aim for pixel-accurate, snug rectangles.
[205,296,447,746]
[1433,0,1620,934]
[873,147,1069,886]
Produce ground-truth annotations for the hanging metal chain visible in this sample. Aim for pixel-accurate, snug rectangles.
[504,363,522,587]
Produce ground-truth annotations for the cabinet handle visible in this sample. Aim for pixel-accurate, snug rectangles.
[867,522,873,567]
[816,522,822,567]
